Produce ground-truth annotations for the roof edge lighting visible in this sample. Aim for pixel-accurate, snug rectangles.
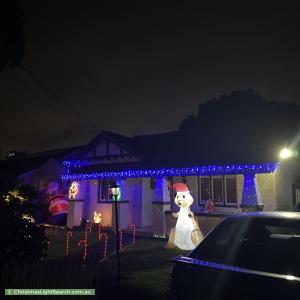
[62,162,279,181]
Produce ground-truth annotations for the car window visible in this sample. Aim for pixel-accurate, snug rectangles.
[189,217,300,276]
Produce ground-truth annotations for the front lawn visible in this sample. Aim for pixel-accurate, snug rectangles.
[97,239,188,300]
[46,229,103,260]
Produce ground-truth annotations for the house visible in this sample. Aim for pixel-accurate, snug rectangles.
[4,130,299,236]
[60,130,300,236]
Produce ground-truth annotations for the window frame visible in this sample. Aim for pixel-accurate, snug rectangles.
[97,178,116,202]
[211,176,224,204]
[198,175,238,207]
[198,176,211,205]
[224,175,238,206]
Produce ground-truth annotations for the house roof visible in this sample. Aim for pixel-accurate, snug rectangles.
[99,130,279,167]
[63,129,280,180]
[0,146,82,178]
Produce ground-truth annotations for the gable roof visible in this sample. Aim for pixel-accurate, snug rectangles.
[98,130,278,168]
[77,130,144,160]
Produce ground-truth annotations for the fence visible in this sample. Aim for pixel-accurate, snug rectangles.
[0,226,135,299]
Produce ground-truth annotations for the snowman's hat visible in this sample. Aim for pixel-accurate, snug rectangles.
[172,183,189,193]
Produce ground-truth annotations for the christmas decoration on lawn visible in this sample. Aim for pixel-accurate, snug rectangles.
[68,181,79,199]
[166,183,204,250]
[46,181,68,225]
[78,239,87,266]
[130,224,136,246]
[101,233,108,259]
[93,211,102,224]
[85,223,93,241]
[119,230,124,252]
[97,223,102,241]
[65,231,72,256]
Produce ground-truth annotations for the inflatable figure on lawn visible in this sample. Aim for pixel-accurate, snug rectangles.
[166,183,204,250]
[46,181,68,225]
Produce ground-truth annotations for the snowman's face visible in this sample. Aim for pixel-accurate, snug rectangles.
[175,192,193,208]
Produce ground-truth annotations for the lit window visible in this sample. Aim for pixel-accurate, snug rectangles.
[225,176,237,204]
[212,177,223,203]
[200,177,210,203]
[97,179,116,201]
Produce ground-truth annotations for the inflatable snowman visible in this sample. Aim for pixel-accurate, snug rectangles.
[166,183,204,250]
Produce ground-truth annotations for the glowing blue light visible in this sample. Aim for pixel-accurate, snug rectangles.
[62,162,279,181]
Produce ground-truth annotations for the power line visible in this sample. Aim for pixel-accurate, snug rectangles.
[19,65,99,132]
[8,69,65,118]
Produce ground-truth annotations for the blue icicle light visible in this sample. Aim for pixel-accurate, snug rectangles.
[62,162,279,181]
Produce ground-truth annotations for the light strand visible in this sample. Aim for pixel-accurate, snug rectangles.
[62,163,279,181]
[130,224,136,246]
[65,231,72,256]
[78,239,87,266]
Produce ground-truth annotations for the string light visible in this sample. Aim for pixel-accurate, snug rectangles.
[65,231,72,256]
[101,233,108,259]
[84,223,93,241]
[119,230,124,252]
[130,224,136,246]
[62,163,279,181]
[78,239,87,266]
[241,174,263,209]
[98,223,102,241]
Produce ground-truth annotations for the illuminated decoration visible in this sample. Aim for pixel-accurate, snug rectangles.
[98,223,102,241]
[241,174,262,210]
[22,214,35,223]
[78,239,87,266]
[62,162,279,181]
[65,231,72,256]
[110,185,121,201]
[166,183,204,250]
[68,181,79,199]
[119,230,124,252]
[85,223,93,241]
[46,182,68,219]
[94,211,102,224]
[130,224,136,246]
[102,233,108,258]
[279,148,293,159]
[4,189,26,203]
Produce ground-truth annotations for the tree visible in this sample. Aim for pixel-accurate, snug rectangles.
[178,90,300,162]
[0,177,48,267]
[0,0,24,70]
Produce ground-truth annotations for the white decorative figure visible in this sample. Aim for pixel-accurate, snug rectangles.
[166,183,204,250]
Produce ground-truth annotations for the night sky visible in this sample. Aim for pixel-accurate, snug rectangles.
[1,1,299,153]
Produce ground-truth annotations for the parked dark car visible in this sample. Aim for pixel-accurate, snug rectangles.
[168,212,300,299]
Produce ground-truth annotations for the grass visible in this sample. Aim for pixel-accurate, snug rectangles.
[45,230,188,299]
[46,230,103,260]
[97,239,188,300]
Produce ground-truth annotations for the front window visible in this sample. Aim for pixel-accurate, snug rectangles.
[212,177,223,203]
[198,176,237,205]
[97,179,116,201]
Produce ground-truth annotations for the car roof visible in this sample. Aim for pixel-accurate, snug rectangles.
[228,211,300,221]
